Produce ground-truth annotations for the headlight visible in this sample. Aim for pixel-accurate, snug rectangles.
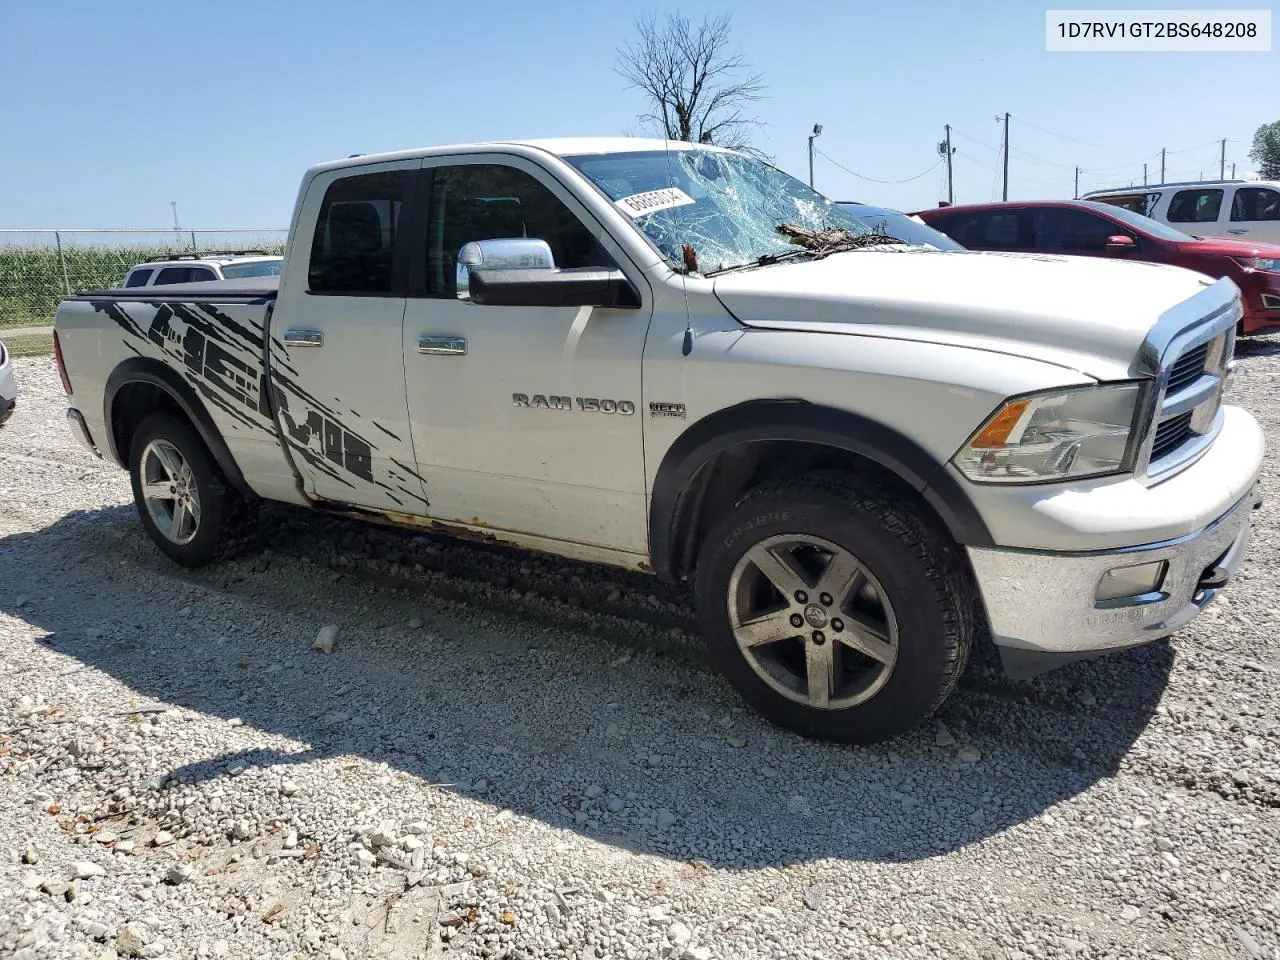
[953,383,1145,484]
[1234,257,1280,272]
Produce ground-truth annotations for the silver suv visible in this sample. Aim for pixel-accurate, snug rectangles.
[121,252,283,288]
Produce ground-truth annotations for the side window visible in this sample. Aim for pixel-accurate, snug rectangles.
[931,212,1014,249]
[1032,208,1124,252]
[190,268,217,281]
[124,269,153,288]
[950,211,1022,250]
[154,267,193,284]
[1167,189,1224,223]
[308,170,407,295]
[425,163,609,298]
[1231,187,1280,222]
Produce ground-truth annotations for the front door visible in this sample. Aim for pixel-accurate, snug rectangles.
[400,156,652,554]
[268,159,428,513]
[1227,185,1280,243]
[1029,207,1136,258]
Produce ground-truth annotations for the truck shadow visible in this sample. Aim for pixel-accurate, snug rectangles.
[0,505,1172,867]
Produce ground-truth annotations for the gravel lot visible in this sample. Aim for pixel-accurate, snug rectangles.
[3,342,1280,960]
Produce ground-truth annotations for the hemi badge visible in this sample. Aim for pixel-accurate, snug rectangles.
[649,402,686,419]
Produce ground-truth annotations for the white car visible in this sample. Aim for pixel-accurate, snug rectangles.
[1086,179,1280,244]
[52,138,1263,743]
[121,253,283,288]
[0,338,14,425]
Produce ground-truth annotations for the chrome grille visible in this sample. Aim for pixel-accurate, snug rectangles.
[1142,312,1235,479]
[1151,411,1194,461]
[1166,342,1208,393]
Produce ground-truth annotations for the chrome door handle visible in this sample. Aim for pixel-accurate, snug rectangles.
[282,328,324,347]
[418,335,468,356]
[1226,229,1248,235]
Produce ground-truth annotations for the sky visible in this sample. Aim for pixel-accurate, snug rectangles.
[1,0,1276,229]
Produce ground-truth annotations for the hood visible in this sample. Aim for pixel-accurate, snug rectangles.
[1177,236,1280,258]
[712,249,1226,379]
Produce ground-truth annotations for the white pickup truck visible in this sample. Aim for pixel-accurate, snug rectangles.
[53,138,1263,744]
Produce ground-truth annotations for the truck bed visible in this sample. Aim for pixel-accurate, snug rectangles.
[54,277,307,507]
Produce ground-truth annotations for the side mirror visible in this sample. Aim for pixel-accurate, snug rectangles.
[456,238,555,300]
[1105,235,1137,254]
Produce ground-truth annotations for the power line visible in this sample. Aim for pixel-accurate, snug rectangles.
[1008,113,1114,150]
[1008,146,1077,170]
[952,128,1000,153]
[956,149,997,172]
[814,148,942,184]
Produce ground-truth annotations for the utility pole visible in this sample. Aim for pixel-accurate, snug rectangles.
[808,123,823,189]
[1074,166,1080,199]
[1002,112,1010,201]
[1220,138,1226,180]
[170,201,180,234]
[1160,148,1166,184]
[938,125,956,204]
[1232,162,1236,178]
[1143,162,1147,186]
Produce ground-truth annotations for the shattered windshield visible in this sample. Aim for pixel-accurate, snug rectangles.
[564,149,887,275]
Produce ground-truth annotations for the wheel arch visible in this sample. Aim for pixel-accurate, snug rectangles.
[648,399,993,582]
[104,356,254,498]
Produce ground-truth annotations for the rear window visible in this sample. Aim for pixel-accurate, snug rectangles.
[1167,189,1224,223]
[124,269,153,287]
[220,259,283,279]
[309,170,407,295]
[1092,193,1158,216]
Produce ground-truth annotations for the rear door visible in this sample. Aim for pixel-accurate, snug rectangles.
[267,160,428,513]
[1226,185,1280,243]
[1164,187,1227,237]
[929,208,1027,251]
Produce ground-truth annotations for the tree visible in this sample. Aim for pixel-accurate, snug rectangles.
[1249,121,1280,179]
[616,13,765,150]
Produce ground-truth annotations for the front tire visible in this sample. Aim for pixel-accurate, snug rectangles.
[694,475,971,744]
[128,413,254,567]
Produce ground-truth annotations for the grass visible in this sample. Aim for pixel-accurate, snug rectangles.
[0,243,285,329]
[5,333,54,357]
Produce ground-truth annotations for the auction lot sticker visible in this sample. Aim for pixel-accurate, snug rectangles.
[616,188,697,219]
[1046,9,1271,50]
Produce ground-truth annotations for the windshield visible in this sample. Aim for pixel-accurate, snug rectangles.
[1082,201,1194,242]
[838,205,964,251]
[220,259,283,279]
[565,149,881,274]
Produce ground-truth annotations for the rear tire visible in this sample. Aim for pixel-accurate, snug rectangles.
[694,474,971,744]
[128,413,255,567]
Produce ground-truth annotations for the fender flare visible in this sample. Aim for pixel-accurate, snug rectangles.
[648,399,994,581]
[104,356,253,498]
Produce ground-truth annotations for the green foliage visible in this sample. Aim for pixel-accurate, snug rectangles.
[0,244,285,328]
[1249,121,1280,180]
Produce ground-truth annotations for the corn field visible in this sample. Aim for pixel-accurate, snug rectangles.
[0,230,286,329]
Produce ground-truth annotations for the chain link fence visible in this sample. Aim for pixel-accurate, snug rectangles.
[0,229,288,329]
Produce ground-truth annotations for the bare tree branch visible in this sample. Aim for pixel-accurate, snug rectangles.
[616,12,766,150]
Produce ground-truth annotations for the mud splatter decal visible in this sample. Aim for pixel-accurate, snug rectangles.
[90,298,429,509]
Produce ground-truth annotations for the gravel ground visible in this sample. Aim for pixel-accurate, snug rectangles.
[2,342,1280,960]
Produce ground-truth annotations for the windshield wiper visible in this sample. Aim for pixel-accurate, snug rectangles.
[702,248,812,278]
[699,226,907,278]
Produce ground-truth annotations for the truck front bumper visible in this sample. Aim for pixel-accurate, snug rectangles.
[968,488,1259,677]
[964,405,1264,678]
